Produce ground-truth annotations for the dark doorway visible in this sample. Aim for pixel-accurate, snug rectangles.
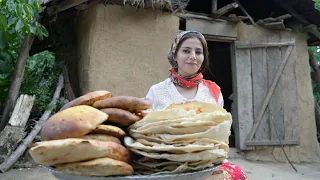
[203,41,235,147]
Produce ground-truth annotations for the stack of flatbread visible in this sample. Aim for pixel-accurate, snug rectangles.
[28,90,152,177]
[125,101,232,175]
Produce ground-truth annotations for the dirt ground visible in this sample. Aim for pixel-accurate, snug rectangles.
[0,157,319,180]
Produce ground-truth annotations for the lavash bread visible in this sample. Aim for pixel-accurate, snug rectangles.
[60,90,112,111]
[29,138,130,166]
[165,101,227,113]
[55,157,134,176]
[126,101,232,175]
[40,105,108,141]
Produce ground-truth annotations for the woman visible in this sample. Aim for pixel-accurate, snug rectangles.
[146,30,249,180]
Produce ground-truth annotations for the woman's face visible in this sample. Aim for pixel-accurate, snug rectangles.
[175,38,204,77]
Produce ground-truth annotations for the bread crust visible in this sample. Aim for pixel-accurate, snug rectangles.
[100,108,141,126]
[81,134,121,144]
[55,157,134,176]
[40,105,108,141]
[60,90,112,111]
[93,96,152,113]
[29,138,130,165]
[91,125,126,138]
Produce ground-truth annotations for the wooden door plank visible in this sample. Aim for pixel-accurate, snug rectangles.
[281,46,300,141]
[247,45,293,142]
[251,48,269,140]
[8,94,35,127]
[234,42,254,150]
[267,46,285,141]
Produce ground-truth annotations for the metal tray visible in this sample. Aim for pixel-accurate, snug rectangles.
[43,165,219,180]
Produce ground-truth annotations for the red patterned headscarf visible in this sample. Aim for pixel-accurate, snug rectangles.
[168,31,221,102]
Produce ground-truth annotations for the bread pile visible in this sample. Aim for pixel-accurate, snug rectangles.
[125,101,232,175]
[28,90,152,177]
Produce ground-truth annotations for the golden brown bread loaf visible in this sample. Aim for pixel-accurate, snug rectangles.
[60,90,112,111]
[91,125,126,138]
[55,157,134,176]
[93,96,152,113]
[29,138,130,166]
[40,105,108,141]
[100,108,142,126]
[81,134,121,144]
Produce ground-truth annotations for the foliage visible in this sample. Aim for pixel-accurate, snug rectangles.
[0,0,61,112]
[314,0,320,11]
[0,0,48,61]
[20,51,67,112]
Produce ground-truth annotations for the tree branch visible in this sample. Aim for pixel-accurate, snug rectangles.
[0,74,64,172]
[0,35,35,133]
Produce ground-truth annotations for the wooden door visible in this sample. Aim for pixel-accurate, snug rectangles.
[231,39,300,150]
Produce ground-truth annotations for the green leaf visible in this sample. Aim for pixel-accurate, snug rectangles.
[15,18,24,31]
[21,4,27,16]
[0,52,11,62]
[39,24,48,37]
[7,17,17,27]
[0,31,6,49]
[0,14,7,30]
[15,3,20,16]
[29,23,36,34]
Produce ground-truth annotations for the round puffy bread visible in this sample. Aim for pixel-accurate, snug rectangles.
[28,138,130,166]
[81,134,121,144]
[40,105,108,141]
[60,90,112,111]
[100,108,141,126]
[55,157,134,177]
[93,96,152,113]
[91,125,126,138]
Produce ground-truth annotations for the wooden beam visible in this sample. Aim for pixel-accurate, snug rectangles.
[275,14,292,21]
[176,13,215,21]
[272,0,309,25]
[219,14,248,22]
[234,0,256,25]
[205,35,236,42]
[214,2,238,17]
[47,0,89,15]
[263,21,286,30]
[186,18,238,39]
[211,0,218,13]
[272,0,320,42]
[236,41,295,49]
